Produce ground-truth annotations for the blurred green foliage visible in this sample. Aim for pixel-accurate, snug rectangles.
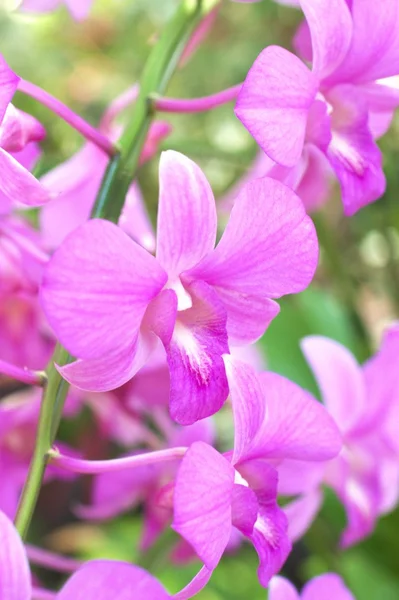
[2,0,399,597]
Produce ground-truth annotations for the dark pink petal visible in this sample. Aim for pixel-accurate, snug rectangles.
[0,510,31,600]
[284,490,323,542]
[58,334,156,392]
[235,46,318,167]
[0,55,19,124]
[300,0,352,79]
[41,219,167,360]
[269,576,300,600]
[173,441,234,570]
[250,504,291,587]
[119,182,156,253]
[237,459,279,505]
[0,105,45,153]
[165,281,229,425]
[246,372,342,461]
[58,561,170,599]
[156,151,217,280]
[301,573,355,600]
[305,101,331,152]
[0,147,52,208]
[223,356,266,464]
[328,0,399,84]
[174,566,213,600]
[296,145,333,213]
[231,484,259,536]
[144,289,178,346]
[189,177,318,344]
[301,335,365,434]
[180,7,219,67]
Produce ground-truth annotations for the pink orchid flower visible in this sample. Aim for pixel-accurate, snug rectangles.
[269,574,356,600]
[40,150,318,424]
[281,325,399,547]
[236,0,399,215]
[172,356,341,586]
[21,0,93,20]
[0,55,51,211]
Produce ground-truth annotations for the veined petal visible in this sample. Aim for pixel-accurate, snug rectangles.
[0,147,52,208]
[58,334,156,392]
[0,105,45,153]
[249,372,342,461]
[301,573,355,600]
[223,356,266,465]
[188,178,318,342]
[58,561,170,599]
[231,484,259,536]
[165,281,229,425]
[250,504,291,587]
[0,511,31,600]
[328,0,399,84]
[173,441,234,570]
[269,576,300,600]
[156,151,217,279]
[300,0,352,79]
[301,335,366,434]
[235,46,318,167]
[41,219,167,360]
[0,55,19,125]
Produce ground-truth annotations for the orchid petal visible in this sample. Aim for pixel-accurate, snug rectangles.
[165,281,229,425]
[173,441,234,570]
[301,335,366,434]
[41,219,167,360]
[301,573,355,600]
[248,372,342,461]
[189,178,318,343]
[235,46,318,167]
[223,356,266,464]
[0,147,52,208]
[58,560,170,599]
[0,55,19,125]
[58,334,156,392]
[174,566,213,600]
[156,151,217,279]
[250,504,291,587]
[0,510,31,600]
[284,489,323,542]
[231,484,259,536]
[269,576,300,600]
[276,459,325,496]
[300,0,352,79]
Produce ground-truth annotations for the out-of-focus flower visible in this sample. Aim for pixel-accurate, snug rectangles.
[269,574,356,600]
[236,0,399,215]
[41,151,318,424]
[282,324,399,547]
[0,55,51,210]
[172,357,341,587]
[20,0,93,21]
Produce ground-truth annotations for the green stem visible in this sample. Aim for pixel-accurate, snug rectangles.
[14,0,217,540]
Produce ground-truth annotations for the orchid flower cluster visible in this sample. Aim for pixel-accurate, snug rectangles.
[1,0,399,598]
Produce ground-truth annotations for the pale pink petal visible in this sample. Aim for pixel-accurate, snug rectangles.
[235,46,318,167]
[41,219,167,360]
[296,145,333,213]
[276,460,325,496]
[293,20,312,63]
[248,372,342,461]
[189,177,318,344]
[284,489,323,542]
[0,55,19,124]
[165,281,229,425]
[21,0,60,13]
[269,576,300,600]
[65,0,92,20]
[222,356,266,464]
[119,182,156,253]
[250,504,291,587]
[301,573,355,600]
[0,510,31,600]
[58,334,156,392]
[58,561,170,599]
[0,105,45,153]
[300,0,352,79]
[328,0,399,84]
[156,151,217,279]
[301,335,366,434]
[173,441,234,569]
[0,147,52,208]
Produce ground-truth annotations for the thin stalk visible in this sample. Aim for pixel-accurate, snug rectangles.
[15,0,216,540]
[151,83,242,113]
